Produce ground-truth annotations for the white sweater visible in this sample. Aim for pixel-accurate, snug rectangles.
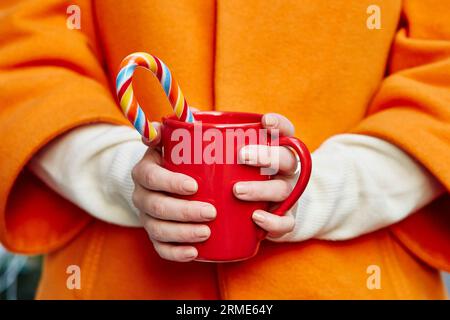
[28,124,444,241]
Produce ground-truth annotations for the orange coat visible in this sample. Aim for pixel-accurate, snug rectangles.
[0,0,449,299]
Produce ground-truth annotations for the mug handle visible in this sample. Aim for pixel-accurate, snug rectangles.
[269,136,312,216]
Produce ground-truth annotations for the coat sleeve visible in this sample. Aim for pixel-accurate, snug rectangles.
[351,0,450,271]
[0,0,129,254]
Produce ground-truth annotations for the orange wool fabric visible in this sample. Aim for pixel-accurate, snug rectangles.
[0,0,449,299]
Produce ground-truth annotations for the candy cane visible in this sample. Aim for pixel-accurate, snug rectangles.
[116,52,195,141]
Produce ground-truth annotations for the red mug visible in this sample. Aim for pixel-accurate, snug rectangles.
[162,111,311,262]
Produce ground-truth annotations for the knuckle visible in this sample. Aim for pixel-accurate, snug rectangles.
[180,228,196,242]
[180,205,193,221]
[270,216,284,232]
[255,191,264,202]
[160,248,174,261]
[153,228,165,242]
[256,190,267,201]
[146,220,157,235]
[172,249,185,261]
[150,200,165,218]
[184,226,204,242]
[131,190,140,208]
[145,166,158,188]
[269,219,280,232]
[170,226,190,242]
[185,227,200,242]
[138,211,147,224]
[190,227,203,241]
[131,165,140,183]
[172,247,189,261]
[169,175,183,192]
[286,217,295,232]
[245,184,256,198]
[148,222,164,241]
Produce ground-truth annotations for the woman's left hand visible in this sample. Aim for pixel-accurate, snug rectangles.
[233,113,299,239]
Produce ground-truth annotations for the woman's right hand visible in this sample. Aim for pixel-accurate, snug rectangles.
[131,123,216,262]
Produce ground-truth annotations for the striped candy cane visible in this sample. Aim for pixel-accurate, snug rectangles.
[116,52,195,141]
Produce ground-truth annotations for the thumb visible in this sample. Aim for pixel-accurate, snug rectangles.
[141,122,162,148]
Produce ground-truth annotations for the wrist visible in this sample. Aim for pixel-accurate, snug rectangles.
[106,140,147,222]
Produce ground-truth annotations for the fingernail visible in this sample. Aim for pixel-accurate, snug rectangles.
[264,114,277,127]
[195,227,210,239]
[182,180,197,193]
[235,183,248,195]
[151,121,161,129]
[253,211,266,223]
[200,205,216,220]
[184,249,198,260]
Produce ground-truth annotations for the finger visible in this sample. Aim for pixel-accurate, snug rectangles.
[142,122,162,147]
[253,210,295,238]
[239,145,298,175]
[234,179,292,202]
[252,210,295,238]
[262,113,295,136]
[133,186,216,222]
[132,158,198,195]
[142,215,211,243]
[151,240,198,262]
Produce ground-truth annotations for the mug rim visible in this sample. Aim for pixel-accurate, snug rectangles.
[162,111,263,129]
